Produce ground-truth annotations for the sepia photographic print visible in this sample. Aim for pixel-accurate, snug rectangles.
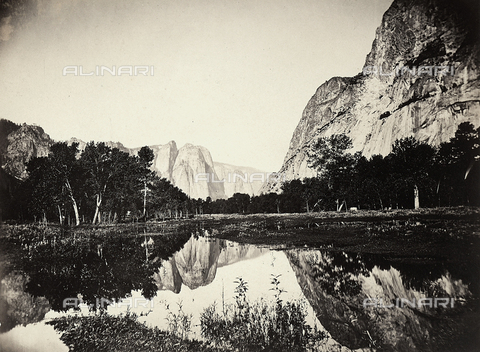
[0,0,479,351]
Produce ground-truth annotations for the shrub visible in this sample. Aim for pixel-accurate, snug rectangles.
[200,275,326,351]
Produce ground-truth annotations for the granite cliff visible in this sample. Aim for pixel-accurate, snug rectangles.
[263,0,480,192]
[213,162,265,197]
[2,123,53,180]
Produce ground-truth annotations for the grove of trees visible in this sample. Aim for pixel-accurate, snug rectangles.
[9,142,203,224]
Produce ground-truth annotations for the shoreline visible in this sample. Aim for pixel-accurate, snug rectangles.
[2,206,479,260]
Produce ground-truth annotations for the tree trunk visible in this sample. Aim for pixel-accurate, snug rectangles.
[414,184,420,209]
[143,182,147,216]
[93,193,102,224]
[58,205,63,225]
[436,179,442,207]
[65,180,80,226]
[70,197,80,226]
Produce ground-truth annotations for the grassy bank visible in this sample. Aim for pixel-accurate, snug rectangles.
[195,207,480,257]
[2,206,479,262]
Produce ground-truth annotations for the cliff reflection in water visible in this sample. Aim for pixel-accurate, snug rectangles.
[1,227,478,351]
[286,249,478,351]
[153,235,269,293]
[152,234,478,351]
[0,227,194,332]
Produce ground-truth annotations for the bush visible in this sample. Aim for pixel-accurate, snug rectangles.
[200,276,326,351]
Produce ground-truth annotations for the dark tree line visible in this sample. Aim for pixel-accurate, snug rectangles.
[2,123,478,221]
[7,141,204,224]
[203,122,480,214]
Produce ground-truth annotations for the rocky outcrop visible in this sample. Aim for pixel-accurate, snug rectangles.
[172,235,222,290]
[2,124,53,179]
[171,144,225,200]
[116,140,225,200]
[150,141,178,180]
[153,256,183,294]
[263,0,480,193]
[0,271,51,333]
[0,167,18,221]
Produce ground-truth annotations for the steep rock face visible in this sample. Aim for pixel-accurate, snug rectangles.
[213,162,265,197]
[171,144,225,200]
[128,141,179,180]
[0,119,21,166]
[0,271,51,333]
[153,256,183,294]
[150,141,178,180]
[0,167,18,221]
[67,137,87,151]
[172,235,222,290]
[68,138,132,155]
[2,124,53,179]
[264,0,480,192]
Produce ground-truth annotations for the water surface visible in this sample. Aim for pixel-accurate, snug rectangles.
[0,226,478,351]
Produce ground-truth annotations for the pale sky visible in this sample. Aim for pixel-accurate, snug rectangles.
[0,0,392,171]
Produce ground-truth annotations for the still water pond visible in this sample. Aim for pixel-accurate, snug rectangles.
[0,226,478,351]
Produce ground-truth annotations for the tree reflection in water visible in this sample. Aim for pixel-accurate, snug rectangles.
[0,225,193,332]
